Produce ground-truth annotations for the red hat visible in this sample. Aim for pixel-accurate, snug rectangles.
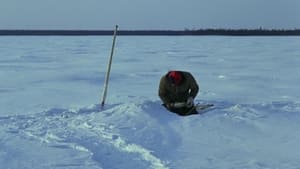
[168,71,183,85]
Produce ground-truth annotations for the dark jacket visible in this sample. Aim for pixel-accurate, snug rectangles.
[159,71,199,106]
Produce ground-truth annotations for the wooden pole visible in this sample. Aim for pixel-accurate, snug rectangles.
[101,25,118,109]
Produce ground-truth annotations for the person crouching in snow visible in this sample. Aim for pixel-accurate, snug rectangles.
[159,70,199,116]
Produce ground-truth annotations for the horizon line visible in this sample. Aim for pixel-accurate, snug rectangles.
[1,28,300,31]
[1,29,300,36]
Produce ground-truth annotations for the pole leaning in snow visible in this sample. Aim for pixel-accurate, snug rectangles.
[101,25,118,109]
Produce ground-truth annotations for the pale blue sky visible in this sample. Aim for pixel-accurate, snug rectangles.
[1,0,300,30]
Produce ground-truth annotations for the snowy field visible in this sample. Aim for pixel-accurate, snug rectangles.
[0,36,300,169]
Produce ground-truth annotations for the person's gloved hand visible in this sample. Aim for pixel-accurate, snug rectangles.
[166,103,174,109]
[186,97,194,108]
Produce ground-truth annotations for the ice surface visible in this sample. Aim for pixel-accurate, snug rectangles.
[0,36,300,169]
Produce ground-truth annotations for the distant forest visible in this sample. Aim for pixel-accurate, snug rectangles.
[1,29,300,36]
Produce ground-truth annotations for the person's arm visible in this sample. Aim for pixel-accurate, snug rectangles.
[187,72,199,98]
[159,76,172,104]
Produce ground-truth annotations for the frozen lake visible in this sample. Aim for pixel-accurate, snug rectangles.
[0,36,300,169]
[1,36,299,115]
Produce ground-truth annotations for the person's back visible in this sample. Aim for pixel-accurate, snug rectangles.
[158,70,199,116]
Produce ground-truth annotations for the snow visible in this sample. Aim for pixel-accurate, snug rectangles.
[1,36,300,169]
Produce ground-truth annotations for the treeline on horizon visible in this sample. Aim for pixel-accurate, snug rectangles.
[0,29,300,36]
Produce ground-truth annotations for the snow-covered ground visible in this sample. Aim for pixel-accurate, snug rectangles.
[0,36,300,169]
